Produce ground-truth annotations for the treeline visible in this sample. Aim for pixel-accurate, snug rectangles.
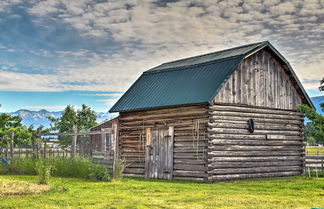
[0,104,98,148]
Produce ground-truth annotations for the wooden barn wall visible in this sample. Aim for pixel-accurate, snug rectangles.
[118,105,209,181]
[207,104,305,181]
[214,49,303,109]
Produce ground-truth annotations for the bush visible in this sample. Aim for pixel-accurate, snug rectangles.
[0,157,111,182]
[35,159,53,185]
[113,158,125,180]
[89,164,110,181]
[8,158,36,175]
[307,136,316,146]
[50,157,91,179]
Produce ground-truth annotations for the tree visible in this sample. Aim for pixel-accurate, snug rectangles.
[319,77,324,92]
[77,104,97,132]
[297,78,324,144]
[0,113,24,147]
[48,104,97,146]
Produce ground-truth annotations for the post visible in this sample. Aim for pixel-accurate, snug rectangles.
[71,125,77,158]
[5,146,8,159]
[101,132,106,154]
[9,130,14,159]
[80,136,85,157]
[144,127,152,178]
[32,136,36,153]
[44,142,47,158]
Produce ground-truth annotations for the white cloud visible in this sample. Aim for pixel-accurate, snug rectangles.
[96,98,120,107]
[79,93,123,97]
[0,0,322,95]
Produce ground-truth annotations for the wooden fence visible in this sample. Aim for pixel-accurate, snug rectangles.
[0,147,71,159]
[305,155,324,172]
[92,151,114,173]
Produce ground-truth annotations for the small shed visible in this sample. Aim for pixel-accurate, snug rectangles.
[109,41,313,182]
[90,117,119,155]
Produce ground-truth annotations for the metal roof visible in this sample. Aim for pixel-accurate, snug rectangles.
[147,42,264,72]
[109,41,314,112]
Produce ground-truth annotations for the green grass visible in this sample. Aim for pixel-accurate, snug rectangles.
[0,175,323,209]
[306,146,324,155]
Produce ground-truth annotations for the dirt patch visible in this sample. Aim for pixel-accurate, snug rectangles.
[0,179,50,197]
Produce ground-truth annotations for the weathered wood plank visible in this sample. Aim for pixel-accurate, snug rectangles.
[209,171,301,181]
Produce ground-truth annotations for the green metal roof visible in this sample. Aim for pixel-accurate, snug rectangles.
[109,41,313,112]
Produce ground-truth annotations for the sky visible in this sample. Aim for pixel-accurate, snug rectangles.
[0,0,323,113]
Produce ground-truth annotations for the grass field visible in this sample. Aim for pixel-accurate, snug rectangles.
[306,146,324,155]
[0,175,323,209]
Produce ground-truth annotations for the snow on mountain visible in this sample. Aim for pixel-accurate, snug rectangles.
[7,109,113,128]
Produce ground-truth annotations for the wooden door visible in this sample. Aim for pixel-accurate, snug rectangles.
[145,127,174,179]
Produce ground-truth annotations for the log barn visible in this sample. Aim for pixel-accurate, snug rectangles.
[109,41,313,182]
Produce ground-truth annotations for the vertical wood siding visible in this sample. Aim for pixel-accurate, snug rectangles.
[118,105,209,181]
[208,104,305,181]
[214,49,303,109]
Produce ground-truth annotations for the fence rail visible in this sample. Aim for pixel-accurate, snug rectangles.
[0,147,71,159]
[305,155,324,172]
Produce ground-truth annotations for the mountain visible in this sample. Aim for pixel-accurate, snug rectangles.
[7,109,113,128]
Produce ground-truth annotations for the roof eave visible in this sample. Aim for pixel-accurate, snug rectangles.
[110,102,210,113]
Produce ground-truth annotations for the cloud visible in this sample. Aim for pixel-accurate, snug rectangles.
[79,93,123,97]
[96,98,120,107]
[0,0,322,96]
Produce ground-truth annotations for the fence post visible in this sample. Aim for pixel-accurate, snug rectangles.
[44,142,47,158]
[71,125,77,158]
[5,146,8,159]
[9,130,14,159]
[80,136,85,157]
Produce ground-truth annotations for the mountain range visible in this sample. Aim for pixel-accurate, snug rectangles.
[7,109,113,128]
[3,96,324,128]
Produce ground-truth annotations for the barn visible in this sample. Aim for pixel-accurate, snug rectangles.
[109,41,313,182]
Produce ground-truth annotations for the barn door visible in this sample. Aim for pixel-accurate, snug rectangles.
[145,127,174,179]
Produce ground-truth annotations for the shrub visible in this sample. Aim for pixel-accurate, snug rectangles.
[50,157,91,179]
[0,157,111,182]
[35,159,53,185]
[8,158,36,175]
[88,164,110,181]
[113,158,125,180]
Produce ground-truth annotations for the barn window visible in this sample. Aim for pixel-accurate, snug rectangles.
[247,119,254,133]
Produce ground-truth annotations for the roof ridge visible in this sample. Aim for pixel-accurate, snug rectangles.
[147,41,267,72]
[143,55,244,74]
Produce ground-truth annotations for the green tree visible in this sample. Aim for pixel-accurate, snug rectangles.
[77,104,98,132]
[0,113,24,147]
[319,77,324,92]
[297,78,324,144]
[48,105,97,146]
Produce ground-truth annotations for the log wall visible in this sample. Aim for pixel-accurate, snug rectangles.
[118,105,209,181]
[214,49,304,110]
[208,104,305,181]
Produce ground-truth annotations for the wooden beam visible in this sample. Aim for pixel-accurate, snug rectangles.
[37,130,112,136]
[71,125,77,158]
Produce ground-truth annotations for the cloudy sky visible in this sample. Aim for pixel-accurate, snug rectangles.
[0,0,323,112]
